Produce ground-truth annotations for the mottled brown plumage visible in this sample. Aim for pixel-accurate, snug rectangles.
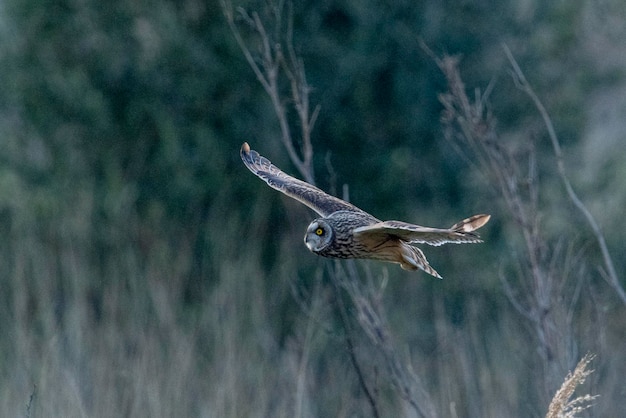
[241,142,490,278]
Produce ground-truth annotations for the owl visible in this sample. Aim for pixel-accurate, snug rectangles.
[241,142,490,278]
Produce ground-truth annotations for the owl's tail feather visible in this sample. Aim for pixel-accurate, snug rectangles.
[400,245,442,279]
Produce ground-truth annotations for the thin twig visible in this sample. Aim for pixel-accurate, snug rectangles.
[26,384,36,418]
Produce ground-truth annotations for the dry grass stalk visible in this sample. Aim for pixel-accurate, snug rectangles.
[545,354,598,418]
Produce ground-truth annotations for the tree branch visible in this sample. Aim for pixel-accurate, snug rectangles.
[503,44,626,306]
[221,0,315,184]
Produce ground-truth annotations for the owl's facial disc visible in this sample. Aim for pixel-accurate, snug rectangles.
[305,220,330,252]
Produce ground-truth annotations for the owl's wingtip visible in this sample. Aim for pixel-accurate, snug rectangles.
[475,214,491,229]
[453,213,491,232]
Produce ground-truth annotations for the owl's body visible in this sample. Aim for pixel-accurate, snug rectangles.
[241,142,490,278]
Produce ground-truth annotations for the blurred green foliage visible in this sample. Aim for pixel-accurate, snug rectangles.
[0,0,624,416]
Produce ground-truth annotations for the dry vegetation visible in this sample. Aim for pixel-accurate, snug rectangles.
[218,2,617,416]
[1,1,624,417]
[545,354,597,418]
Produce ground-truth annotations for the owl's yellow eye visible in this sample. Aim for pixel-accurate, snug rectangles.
[315,228,324,236]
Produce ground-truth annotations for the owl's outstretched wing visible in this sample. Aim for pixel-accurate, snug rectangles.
[241,143,362,217]
[354,214,491,246]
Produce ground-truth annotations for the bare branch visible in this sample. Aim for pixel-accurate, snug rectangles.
[332,261,436,418]
[221,1,271,92]
[502,44,626,306]
[221,0,315,184]
[432,47,599,405]
[26,384,36,418]
[330,264,381,418]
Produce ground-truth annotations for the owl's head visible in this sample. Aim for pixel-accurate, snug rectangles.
[304,219,333,253]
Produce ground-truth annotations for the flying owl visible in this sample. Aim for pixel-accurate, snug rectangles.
[241,142,490,278]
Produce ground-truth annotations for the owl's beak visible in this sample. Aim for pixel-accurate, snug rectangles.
[304,234,314,252]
